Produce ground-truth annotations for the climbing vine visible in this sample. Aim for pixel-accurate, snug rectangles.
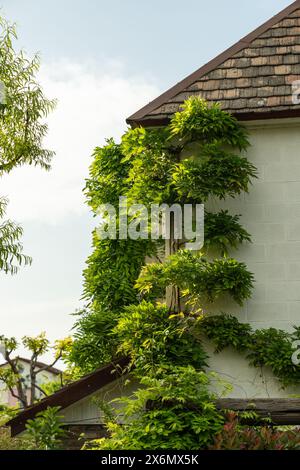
[71,97,268,449]
[69,140,157,373]
[136,251,254,307]
[201,314,300,387]
[69,96,300,447]
[71,98,257,376]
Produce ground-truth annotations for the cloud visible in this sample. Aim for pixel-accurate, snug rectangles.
[0,297,78,363]
[0,59,160,357]
[1,59,160,223]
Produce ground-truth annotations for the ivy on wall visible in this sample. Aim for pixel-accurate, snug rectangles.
[70,96,300,449]
[201,314,300,387]
[70,97,257,374]
[71,97,300,390]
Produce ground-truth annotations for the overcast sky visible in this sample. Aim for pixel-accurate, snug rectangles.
[0,0,293,360]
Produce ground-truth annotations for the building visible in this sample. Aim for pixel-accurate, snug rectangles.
[128,0,300,398]
[9,0,300,442]
[0,357,61,407]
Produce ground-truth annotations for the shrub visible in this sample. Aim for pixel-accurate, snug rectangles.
[210,412,300,450]
[0,427,36,450]
[25,406,66,450]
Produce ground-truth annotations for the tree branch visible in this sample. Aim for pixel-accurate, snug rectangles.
[32,383,48,398]
[29,351,38,406]
[35,353,62,375]
[0,153,25,172]
[4,352,27,407]
[0,96,30,173]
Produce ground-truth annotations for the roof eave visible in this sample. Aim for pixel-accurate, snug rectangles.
[128,108,300,128]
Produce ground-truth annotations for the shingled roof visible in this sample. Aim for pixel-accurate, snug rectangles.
[127,1,300,127]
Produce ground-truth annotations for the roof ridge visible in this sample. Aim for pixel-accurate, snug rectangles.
[0,356,62,374]
[127,0,300,126]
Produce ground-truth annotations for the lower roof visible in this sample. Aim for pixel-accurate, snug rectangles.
[7,357,129,436]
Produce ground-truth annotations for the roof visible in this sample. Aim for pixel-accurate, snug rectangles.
[0,357,61,376]
[127,0,300,127]
[7,357,129,436]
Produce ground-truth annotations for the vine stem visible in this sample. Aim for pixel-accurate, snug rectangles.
[165,211,181,313]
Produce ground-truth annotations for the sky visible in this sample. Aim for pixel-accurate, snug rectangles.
[0,0,293,361]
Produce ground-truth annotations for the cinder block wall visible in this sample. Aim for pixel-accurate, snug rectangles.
[205,118,300,398]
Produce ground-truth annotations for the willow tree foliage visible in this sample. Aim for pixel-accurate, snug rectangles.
[0,17,55,274]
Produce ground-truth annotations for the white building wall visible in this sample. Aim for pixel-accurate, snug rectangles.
[61,377,138,425]
[205,118,300,398]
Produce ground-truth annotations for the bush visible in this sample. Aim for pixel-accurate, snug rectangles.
[0,427,36,450]
[25,406,66,450]
[210,412,300,450]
